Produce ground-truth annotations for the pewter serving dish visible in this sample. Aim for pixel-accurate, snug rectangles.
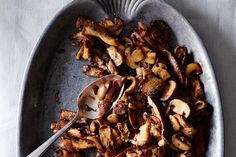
[17,0,224,156]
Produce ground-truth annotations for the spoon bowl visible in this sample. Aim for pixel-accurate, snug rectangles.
[77,74,123,119]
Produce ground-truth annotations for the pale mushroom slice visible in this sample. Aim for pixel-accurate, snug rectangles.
[106,46,123,66]
[131,121,151,146]
[169,99,191,118]
[169,115,181,131]
[106,113,120,124]
[174,114,197,137]
[68,129,83,139]
[140,75,165,96]
[171,133,191,151]
[125,47,145,69]
[160,80,177,101]
[185,62,202,77]
[83,65,106,77]
[144,52,156,64]
[83,20,120,46]
[99,125,114,150]
[152,63,171,81]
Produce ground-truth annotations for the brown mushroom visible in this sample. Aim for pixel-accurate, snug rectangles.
[106,59,118,75]
[131,121,151,146]
[190,77,205,100]
[130,31,145,46]
[160,80,177,101]
[121,37,133,47]
[97,81,109,100]
[99,18,124,36]
[117,122,130,141]
[185,63,202,77]
[106,46,123,66]
[151,63,171,81]
[144,52,156,64]
[174,114,197,137]
[58,139,75,152]
[173,45,189,67]
[162,50,184,84]
[106,113,120,124]
[169,99,191,118]
[169,115,180,131]
[128,109,136,127]
[99,125,114,150]
[171,133,191,151]
[83,20,120,46]
[125,47,145,69]
[68,129,82,139]
[140,75,165,96]
[83,65,106,77]
[125,76,139,94]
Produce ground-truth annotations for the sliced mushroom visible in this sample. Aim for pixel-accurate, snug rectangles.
[125,47,145,69]
[174,114,197,137]
[68,129,82,139]
[59,139,75,152]
[147,96,165,137]
[85,136,105,153]
[106,46,123,66]
[83,65,106,77]
[173,45,189,67]
[194,100,207,111]
[130,31,145,46]
[185,63,202,77]
[125,76,139,94]
[97,82,109,100]
[128,109,136,127]
[60,109,76,120]
[169,115,180,131]
[83,20,120,46]
[76,16,86,30]
[106,113,120,124]
[169,99,191,118]
[117,122,130,141]
[140,75,165,96]
[160,80,177,101]
[171,133,191,151]
[132,121,151,146]
[150,20,171,44]
[72,139,95,150]
[121,37,133,47]
[191,77,205,100]
[162,50,184,84]
[106,59,118,75]
[151,63,171,81]
[144,52,156,64]
[99,125,114,150]
[99,18,124,36]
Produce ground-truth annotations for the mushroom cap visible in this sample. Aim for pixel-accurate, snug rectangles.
[169,99,191,118]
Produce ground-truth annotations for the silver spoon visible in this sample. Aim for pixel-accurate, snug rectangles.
[27,74,125,157]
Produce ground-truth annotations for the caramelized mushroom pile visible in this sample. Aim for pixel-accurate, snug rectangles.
[52,16,212,157]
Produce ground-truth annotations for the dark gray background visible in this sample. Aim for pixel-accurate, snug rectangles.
[0,0,235,156]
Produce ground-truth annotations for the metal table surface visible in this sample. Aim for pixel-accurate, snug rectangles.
[0,0,235,156]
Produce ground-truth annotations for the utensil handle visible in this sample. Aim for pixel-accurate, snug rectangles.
[27,113,79,157]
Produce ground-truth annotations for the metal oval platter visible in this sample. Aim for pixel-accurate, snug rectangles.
[17,0,224,156]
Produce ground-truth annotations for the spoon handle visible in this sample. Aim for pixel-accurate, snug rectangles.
[27,113,79,157]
